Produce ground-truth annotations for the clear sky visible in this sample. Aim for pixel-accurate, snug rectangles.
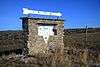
[0,0,100,30]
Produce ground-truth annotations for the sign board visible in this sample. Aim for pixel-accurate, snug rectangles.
[38,25,54,43]
[23,8,62,16]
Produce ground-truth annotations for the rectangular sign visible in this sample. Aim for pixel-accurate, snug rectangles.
[23,8,62,16]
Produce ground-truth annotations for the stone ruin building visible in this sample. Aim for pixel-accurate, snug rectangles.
[0,17,100,67]
[21,17,64,55]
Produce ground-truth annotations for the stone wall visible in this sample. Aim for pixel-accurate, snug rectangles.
[21,17,64,55]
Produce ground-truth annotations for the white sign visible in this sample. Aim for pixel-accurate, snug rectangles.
[23,8,62,16]
[38,26,54,43]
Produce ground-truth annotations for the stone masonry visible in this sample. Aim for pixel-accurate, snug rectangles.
[21,17,64,55]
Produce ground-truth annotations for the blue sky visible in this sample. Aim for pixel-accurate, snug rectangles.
[0,0,100,30]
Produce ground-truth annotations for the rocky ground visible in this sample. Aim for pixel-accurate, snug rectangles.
[0,53,64,67]
[0,54,49,67]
